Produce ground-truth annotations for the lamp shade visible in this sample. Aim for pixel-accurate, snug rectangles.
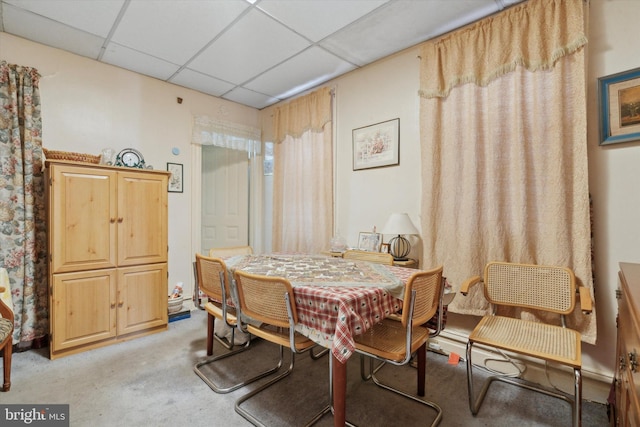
[382,213,419,261]
[381,213,419,236]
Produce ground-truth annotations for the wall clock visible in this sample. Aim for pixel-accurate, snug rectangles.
[115,148,146,169]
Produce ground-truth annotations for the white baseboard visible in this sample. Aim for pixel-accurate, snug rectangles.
[429,331,612,404]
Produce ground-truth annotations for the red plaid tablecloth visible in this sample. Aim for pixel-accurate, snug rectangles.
[294,285,402,362]
[225,254,437,363]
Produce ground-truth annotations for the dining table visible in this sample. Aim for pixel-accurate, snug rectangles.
[224,253,448,427]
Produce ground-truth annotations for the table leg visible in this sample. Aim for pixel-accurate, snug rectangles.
[333,354,346,427]
[206,313,214,356]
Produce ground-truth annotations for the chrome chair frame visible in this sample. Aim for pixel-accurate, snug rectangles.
[232,271,330,427]
[193,255,278,394]
[327,266,445,427]
[462,262,592,427]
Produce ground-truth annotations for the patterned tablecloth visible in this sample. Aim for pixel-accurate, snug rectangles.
[225,254,419,363]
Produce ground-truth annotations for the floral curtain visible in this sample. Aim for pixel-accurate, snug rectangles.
[418,0,596,343]
[0,61,48,348]
[272,87,333,254]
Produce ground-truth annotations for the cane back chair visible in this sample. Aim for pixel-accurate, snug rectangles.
[193,254,277,394]
[347,265,445,427]
[343,249,394,265]
[194,246,253,309]
[461,262,593,427]
[233,270,330,427]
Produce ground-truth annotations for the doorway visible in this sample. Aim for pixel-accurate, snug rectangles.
[200,145,250,254]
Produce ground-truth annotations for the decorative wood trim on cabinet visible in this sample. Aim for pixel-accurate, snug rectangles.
[46,160,171,359]
[614,263,640,426]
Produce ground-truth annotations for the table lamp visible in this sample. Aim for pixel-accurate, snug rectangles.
[382,213,419,261]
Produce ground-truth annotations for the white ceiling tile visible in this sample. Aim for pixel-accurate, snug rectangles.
[223,87,280,110]
[188,8,310,85]
[245,47,355,99]
[0,0,525,109]
[102,42,180,81]
[169,68,236,97]
[3,0,124,37]
[111,0,249,65]
[320,0,500,66]
[257,0,388,42]
[2,4,105,58]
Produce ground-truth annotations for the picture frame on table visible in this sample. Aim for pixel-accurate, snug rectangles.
[380,243,390,254]
[167,162,183,193]
[358,232,383,252]
[598,66,640,145]
[352,118,400,170]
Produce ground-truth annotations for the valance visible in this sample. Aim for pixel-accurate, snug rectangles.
[273,87,332,143]
[419,0,587,99]
[192,115,261,154]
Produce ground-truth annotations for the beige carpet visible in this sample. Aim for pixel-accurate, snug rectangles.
[3,309,609,426]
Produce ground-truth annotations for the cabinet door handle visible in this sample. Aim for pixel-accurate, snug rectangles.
[110,302,116,309]
[629,350,638,373]
[117,217,123,223]
[110,218,116,223]
[118,300,124,307]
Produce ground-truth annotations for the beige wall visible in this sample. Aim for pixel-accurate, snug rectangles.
[587,0,640,379]
[0,32,260,300]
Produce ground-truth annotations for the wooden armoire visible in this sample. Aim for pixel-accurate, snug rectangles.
[46,160,170,359]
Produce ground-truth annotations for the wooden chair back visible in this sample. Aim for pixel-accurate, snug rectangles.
[209,246,253,258]
[483,262,576,315]
[343,249,393,265]
[195,254,229,302]
[399,266,444,328]
[233,270,297,328]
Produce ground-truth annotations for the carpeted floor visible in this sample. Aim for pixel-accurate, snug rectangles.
[3,309,610,426]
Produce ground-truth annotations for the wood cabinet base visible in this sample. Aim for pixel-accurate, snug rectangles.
[50,325,167,360]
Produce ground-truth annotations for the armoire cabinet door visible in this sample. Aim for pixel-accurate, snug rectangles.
[117,171,168,266]
[49,165,117,273]
[51,269,117,352]
[117,263,168,336]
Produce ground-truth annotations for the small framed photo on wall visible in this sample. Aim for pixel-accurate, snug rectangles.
[167,163,183,193]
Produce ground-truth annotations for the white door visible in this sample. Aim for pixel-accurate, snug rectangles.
[201,146,250,253]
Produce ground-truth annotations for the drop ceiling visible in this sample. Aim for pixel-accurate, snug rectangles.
[0,0,524,110]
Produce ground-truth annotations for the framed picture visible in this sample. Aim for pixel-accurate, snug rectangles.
[167,163,183,193]
[380,243,390,254]
[598,67,640,145]
[358,232,383,252]
[353,118,400,170]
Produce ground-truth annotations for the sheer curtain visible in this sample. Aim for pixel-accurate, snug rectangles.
[192,116,261,153]
[272,87,333,254]
[419,0,596,343]
[0,61,48,348]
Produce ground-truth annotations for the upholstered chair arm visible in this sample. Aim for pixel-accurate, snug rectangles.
[0,287,13,322]
[578,285,593,314]
[460,276,482,296]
